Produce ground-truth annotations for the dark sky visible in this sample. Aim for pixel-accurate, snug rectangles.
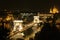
[0,0,60,12]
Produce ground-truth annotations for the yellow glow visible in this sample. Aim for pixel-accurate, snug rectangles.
[13,20,23,22]
[53,7,59,13]
[21,33,24,36]
[34,16,40,23]
[50,9,53,13]
[50,6,59,14]
[6,14,14,21]
[13,20,23,31]
[6,16,11,21]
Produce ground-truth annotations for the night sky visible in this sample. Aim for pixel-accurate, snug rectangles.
[0,0,60,12]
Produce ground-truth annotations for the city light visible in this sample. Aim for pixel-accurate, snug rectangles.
[50,6,59,14]
[6,16,11,21]
[0,0,60,40]
[33,16,40,23]
[53,7,59,13]
[13,20,23,31]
